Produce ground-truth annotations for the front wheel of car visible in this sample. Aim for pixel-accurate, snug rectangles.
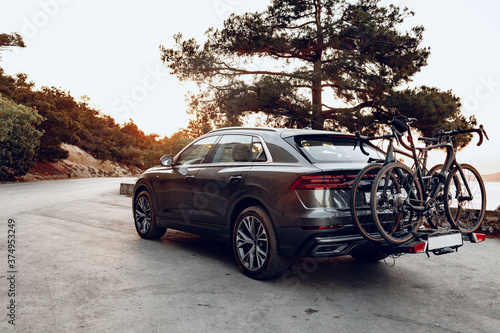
[232,206,290,280]
[134,190,166,239]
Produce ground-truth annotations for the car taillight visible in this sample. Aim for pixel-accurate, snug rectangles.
[289,175,354,190]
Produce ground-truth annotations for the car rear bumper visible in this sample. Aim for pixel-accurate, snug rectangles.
[276,227,374,257]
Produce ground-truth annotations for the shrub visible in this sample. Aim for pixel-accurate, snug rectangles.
[0,95,44,180]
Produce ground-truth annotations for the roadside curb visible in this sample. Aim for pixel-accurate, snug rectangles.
[120,182,135,195]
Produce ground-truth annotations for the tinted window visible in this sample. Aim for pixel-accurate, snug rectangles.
[177,136,218,165]
[251,137,267,162]
[293,135,381,163]
[212,135,252,163]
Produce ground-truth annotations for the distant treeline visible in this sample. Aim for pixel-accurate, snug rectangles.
[0,67,192,180]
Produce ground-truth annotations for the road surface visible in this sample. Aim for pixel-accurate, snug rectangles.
[0,178,499,332]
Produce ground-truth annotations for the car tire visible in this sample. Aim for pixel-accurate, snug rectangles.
[350,250,388,263]
[134,190,166,239]
[232,206,290,280]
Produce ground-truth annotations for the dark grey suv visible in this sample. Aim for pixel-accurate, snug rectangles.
[133,127,385,279]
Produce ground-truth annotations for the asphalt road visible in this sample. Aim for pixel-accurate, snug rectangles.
[0,178,499,332]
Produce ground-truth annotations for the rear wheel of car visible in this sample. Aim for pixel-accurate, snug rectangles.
[233,206,290,280]
[134,190,166,239]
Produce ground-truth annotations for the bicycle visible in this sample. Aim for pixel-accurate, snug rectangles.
[369,118,488,244]
[414,126,488,233]
[350,119,417,242]
[350,116,445,242]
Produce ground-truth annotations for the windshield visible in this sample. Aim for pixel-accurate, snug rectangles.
[291,135,382,164]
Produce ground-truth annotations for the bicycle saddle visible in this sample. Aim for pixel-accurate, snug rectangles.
[391,117,409,134]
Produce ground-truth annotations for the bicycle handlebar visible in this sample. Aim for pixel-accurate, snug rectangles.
[434,125,489,146]
[353,117,488,157]
[354,131,393,156]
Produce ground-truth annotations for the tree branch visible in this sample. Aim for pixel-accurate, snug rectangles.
[322,101,374,117]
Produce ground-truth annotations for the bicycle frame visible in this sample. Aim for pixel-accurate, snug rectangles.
[353,117,488,243]
[392,126,484,216]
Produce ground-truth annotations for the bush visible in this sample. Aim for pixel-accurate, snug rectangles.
[0,95,44,180]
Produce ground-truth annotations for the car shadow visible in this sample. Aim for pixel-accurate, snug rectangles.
[156,229,408,289]
[159,229,236,268]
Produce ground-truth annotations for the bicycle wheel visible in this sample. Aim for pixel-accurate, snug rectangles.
[425,164,459,230]
[371,163,424,244]
[426,164,444,186]
[350,164,384,241]
[444,163,486,233]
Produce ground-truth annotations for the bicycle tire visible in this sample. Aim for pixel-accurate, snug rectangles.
[350,164,384,241]
[370,163,424,244]
[444,163,486,233]
[425,164,460,230]
[427,164,444,184]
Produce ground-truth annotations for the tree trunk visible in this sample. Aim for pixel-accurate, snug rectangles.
[311,60,324,130]
[311,0,324,130]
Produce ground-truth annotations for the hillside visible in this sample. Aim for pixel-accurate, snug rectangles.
[482,173,500,183]
[20,144,143,182]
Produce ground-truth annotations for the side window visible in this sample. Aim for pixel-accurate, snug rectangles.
[176,136,218,165]
[212,135,252,163]
[251,137,268,162]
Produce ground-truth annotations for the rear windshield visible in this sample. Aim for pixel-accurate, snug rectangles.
[291,135,382,163]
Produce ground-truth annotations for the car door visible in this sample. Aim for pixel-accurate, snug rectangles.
[190,134,255,228]
[155,135,219,224]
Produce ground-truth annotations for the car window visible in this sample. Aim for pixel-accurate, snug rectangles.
[212,135,252,163]
[293,135,381,163]
[251,137,267,162]
[177,136,218,165]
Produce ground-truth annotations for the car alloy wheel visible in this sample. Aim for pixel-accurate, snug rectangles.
[235,215,269,271]
[135,195,151,235]
[233,206,290,279]
[134,190,166,239]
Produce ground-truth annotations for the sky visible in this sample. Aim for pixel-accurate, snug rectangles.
[0,0,499,174]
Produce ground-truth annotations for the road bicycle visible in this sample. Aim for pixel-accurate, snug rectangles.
[350,117,442,242]
[350,117,488,245]
[350,119,414,242]
[370,117,487,244]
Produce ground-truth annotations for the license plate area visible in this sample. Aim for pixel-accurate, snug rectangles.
[427,231,463,251]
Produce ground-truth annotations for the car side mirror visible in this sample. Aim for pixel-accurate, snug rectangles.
[160,154,173,167]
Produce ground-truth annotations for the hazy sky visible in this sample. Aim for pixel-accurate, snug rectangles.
[1,0,499,174]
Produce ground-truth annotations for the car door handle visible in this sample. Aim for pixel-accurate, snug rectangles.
[185,175,195,181]
[229,175,242,183]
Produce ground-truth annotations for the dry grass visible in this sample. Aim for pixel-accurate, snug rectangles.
[21,144,143,181]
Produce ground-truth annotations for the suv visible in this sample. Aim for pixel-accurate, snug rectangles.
[133,127,385,279]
